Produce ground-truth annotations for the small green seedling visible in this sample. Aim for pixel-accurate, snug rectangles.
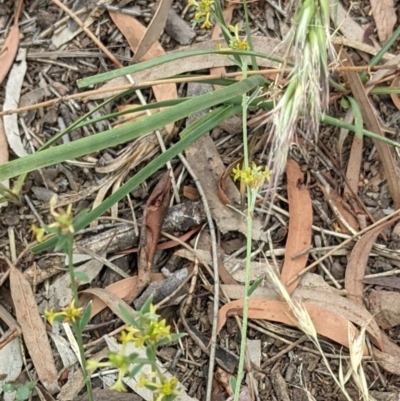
[2,381,36,401]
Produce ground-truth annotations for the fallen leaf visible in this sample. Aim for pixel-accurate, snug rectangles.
[3,48,28,158]
[330,2,379,49]
[363,275,400,290]
[185,135,266,240]
[218,157,242,207]
[124,171,171,304]
[217,299,367,353]
[390,75,400,110]
[280,159,312,294]
[216,283,382,349]
[80,288,137,322]
[82,273,164,318]
[370,0,397,43]
[109,11,177,134]
[338,48,400,209]
[0,25,19,85]
[345,216,400,306]
[0,0,23,84]
[132,0,173,63]
[374,347,400,375]
[8,261,59,394]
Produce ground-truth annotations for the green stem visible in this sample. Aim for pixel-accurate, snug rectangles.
[233,191,255,401]
[66,237,94,401]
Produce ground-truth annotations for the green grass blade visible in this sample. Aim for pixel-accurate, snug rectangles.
[347,96,364,138]
[0,76,265,181]
[77,49,283,88]
[32,104,241,253]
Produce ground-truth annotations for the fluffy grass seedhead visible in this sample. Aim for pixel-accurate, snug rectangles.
[265,0,335,189]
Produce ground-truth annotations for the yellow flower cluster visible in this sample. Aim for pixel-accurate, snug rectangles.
[188,0,214,29]
[119,318,171,348]
[228,23,249,50]
[44,300,83,325]
[31,195,74,242]
[139,375,179,401]
[232,162,272,189]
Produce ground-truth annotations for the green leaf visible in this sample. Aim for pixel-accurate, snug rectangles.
[229,376,237,394]
[248,277,263,296]
[2,383,16,393]
[0,76,265,182]
[79,302,92,331]
[129,364,144,378]
[139,296,154,315]
[74,271,90,284]
[346,96,364,139]
[16,385,31,401]
[118,304,139,329]
[32,104,242,253]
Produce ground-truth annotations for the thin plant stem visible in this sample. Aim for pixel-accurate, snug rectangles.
[66,236,94,401]
[233,191,256,401]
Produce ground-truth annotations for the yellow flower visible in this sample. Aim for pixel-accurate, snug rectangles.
[232,162,272,189]
[61,300,83,323]
[147,319,171,343]
[154,377,180,401]
[44,309,63,326]
[201,16,212,29]
[48,195,75,235]
[110,370,127,392]
[31,224,45,242]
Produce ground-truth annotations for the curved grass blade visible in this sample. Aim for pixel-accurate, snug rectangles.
[77,49,285,88]
[32,104,241,253]
[0,76,264,182]
[346,96,364,139]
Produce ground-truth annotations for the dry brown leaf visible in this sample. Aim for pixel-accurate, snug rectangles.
[390,75,400,110]
[374,347,400,375]
[109,11,177,134]
[321,186,359,234]
[0,303,21,349]
[280,159,312,294]
[185,135,265,240]
[0,25,19,85]
[338,48,400,209]
[345,216,400,306]
[330,2,379,49]
[132,0,173,63]
[81,288,137,321]
[370,0,397,43]
[344,134,363,200]
[218,157,242,207]
[217,299,367,353]
[123,171,171,304]
[9,262,59,394]
[82,274,164,318]
[217,283,382,349]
